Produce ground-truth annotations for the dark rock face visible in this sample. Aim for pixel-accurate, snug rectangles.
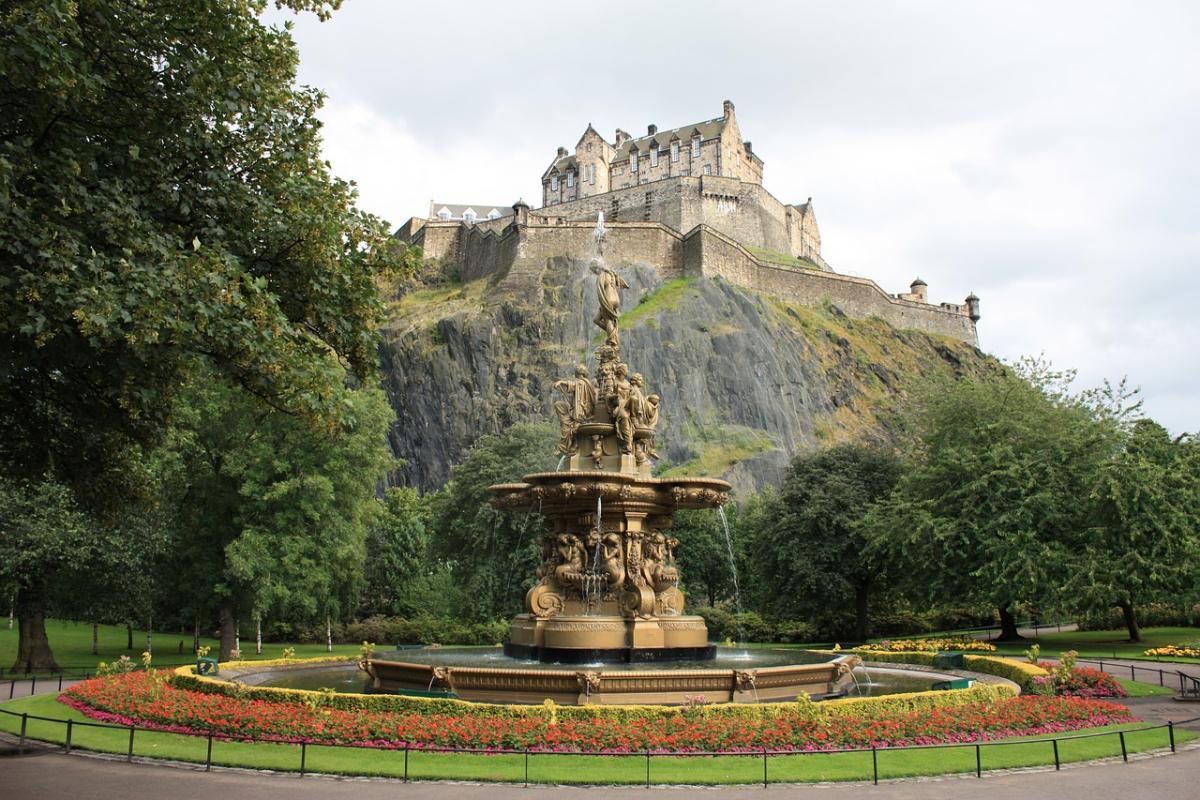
[379,258,991,494]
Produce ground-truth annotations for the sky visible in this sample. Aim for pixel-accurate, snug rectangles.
[269,0,1199,433]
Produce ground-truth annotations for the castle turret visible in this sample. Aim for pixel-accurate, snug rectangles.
[723,99,735,119]
[965,293,981,322]
[910,277,928,302]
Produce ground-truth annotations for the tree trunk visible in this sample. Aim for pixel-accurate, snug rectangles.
[146,612,152,654]
[218,602,237,661]
[854,584,870,643]
[91,622,99,656]
[256,616,262,655]
[996,604,1023,641]
[326,613,333,653]
[192,616,200,654]
[126,623,133,651]
[11,586,60,673]
[1118,600,1142,642]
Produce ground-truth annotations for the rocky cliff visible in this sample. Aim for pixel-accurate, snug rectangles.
[378,257,995,494]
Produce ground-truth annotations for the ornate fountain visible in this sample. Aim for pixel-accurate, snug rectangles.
[364,217,860,703]
[490,228,728,662]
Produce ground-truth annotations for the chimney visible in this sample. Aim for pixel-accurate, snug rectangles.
[723,99,735,119]
[744,141,753,153]
[556,146,567,158]
[615,128,630,146]
[647,123,657,135]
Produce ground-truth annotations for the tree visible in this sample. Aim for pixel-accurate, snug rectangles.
[753,444,901,641]
[161,375,395,659]
[1,1,416,663]
[428,424,558,622]
[863,360,1118,641]
[360,487,431,618]
[0,479,97,671]
[1063,420,1200,641]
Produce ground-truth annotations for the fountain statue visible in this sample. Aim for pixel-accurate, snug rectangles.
[487,216,731,662]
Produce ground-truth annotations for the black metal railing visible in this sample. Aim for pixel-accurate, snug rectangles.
[0,704,1193,786]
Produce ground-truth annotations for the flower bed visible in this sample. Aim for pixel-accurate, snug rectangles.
[62,673,1132,754]
[1032,656,1127,699]
[853,638,997,653]
[1145,644,1200,659]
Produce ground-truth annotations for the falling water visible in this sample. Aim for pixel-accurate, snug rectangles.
[716,506,746,646]
[556,454,567,472]
[592,211,606,252]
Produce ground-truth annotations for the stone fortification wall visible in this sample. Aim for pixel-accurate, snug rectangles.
[531,176,823,268]
[687,226,977,342]
[403,215,976,344]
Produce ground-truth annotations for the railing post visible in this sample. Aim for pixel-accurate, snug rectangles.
[30,675,36,695]
[762,747,768,787]
[128,726,135,761]
[7,679,13,700]
[872,747,878,785]
[1169,721,1176,753]
[404,743,409,783]
[18,713,27,749]
[300,742,306,776]
[58,674,63,691]
[1119,731,1127,762]
[205,732,213,771]
[975,743,981,778]
[1052,738,1060,770]
[645,749,651,788]
[64,719,72,753]
[524,748,529,787]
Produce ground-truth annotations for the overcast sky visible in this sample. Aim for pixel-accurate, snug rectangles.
[271,1,1198,433]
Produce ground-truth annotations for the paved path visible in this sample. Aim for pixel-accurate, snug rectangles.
[2,744,1199,800]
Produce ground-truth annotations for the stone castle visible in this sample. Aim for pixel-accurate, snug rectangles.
[398,101,980,343]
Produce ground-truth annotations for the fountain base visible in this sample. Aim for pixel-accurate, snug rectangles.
[506,613,714,663]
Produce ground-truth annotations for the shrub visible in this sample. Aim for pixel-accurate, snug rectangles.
[1077,603,1200,631]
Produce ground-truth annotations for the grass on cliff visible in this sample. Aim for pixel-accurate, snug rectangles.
[1,693,1191,784]
[761,293,988,443]
[746,246,821,270]
[618,277,695,329]
[659,420,776,478]
[383,278,489,337]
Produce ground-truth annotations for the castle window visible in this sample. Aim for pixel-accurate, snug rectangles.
[631,151,638,173]
[692,136,701,157]
[487,209,501,220]
[650,148,658,168]
[588,164,596,183]
[437,207,451,221]
[551,175,559,191]
[463,209,476,224]
[703,164,712,175]
[567,171,574,188]
[671,141,679,162]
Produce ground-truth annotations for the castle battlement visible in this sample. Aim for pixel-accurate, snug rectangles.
[396,102,980,345]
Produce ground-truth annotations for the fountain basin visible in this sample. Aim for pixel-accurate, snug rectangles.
[361,647,861,705]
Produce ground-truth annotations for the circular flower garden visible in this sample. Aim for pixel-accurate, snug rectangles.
[59,667,1135,754]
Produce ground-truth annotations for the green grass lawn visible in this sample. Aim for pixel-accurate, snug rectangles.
[1117,678,1177,697]
[0,619,362,676]
[987,627,1200,664]
[0,693,1192,784]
